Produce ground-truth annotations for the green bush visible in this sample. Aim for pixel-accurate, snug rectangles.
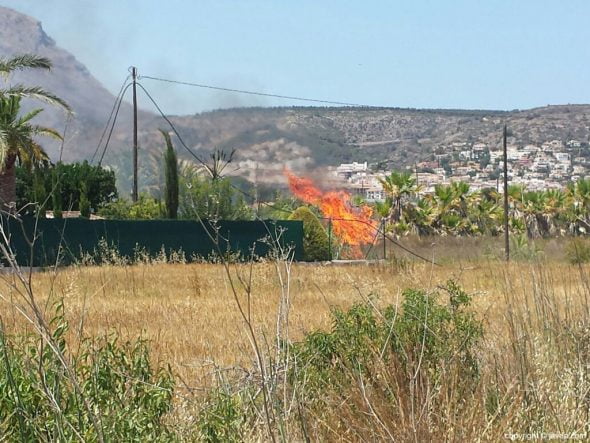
[510,234,544,262]
[16,161,118,213]
[194,281,484,440]
[565,238,590,264]
[0,303,175,440]
[291,280,483,399]
[179,173,252,221]
[98,194,163,219]
[32,169,48,218]
[197,388,247,442]
[289,206,330,261]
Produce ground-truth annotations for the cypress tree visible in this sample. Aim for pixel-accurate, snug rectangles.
[32,168,47,218]
[52,164,63,219]
[160,129,179,219]
[79,181,90,218]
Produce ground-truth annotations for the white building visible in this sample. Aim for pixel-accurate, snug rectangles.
[334,162,368,179]
[554,152,570,163]
[568,140,582,148]
[523,145,540,155]
[459,150,472,161]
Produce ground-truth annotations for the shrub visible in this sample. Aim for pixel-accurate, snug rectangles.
[289,280,483,438]
[565,238,590,264]
[16,161,118,213]
[98,194,163,220]
[510,234,544,261]
[179,173,253,221]
[197,388,247,442]
[289,206,330,261]
[0,303,175,440]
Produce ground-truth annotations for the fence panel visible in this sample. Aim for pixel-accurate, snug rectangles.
[2,217,303,266]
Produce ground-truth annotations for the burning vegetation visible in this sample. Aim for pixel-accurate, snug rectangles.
[285,170,378,257]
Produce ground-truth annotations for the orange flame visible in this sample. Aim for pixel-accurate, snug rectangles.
[285,170,378,257]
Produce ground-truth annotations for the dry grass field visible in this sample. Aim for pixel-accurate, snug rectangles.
[0,259,578,383]
[1,238,589,440]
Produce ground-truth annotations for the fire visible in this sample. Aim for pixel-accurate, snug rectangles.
[285,170,378,257]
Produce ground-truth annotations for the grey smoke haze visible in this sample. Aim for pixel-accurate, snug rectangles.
[0,0,273,113]
[137,56,269,114]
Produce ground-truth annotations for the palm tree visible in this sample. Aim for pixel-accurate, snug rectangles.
[450,181,473,217]
[373,200,392,219]
[0,96,62,206]
[430,182,478,235]
[378,171,418,222]
[469,198,502,235]
[544,189,567,235]
[405,197,437,235]
[433,184,454,218]
[520,191,545,238]
[0,54,69,208]
[565,179,590,234]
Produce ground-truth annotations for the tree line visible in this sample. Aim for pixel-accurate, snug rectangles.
[376,171,590,238]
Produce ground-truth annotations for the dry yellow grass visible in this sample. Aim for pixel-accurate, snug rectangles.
[0,257,588,392]
[1,247,589,440]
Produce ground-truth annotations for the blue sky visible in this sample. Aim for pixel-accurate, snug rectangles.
[2,0,589,114]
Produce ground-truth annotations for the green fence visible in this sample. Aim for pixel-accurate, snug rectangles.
[1,217,303,266]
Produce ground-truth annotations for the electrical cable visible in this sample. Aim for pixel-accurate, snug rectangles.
[90,74,131,164]
[363,218,382,259]
[133,82,438,265]
[139,74,373,107]
[135,82,209,168]
[58,112,71,163]
[98,83,133,165]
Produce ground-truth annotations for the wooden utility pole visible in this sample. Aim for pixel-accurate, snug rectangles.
[382,218,387,260]
[503,124,509,262]
[132,66,139,202]
[328,218,333,261]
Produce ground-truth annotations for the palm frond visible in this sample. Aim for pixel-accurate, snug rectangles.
[0,95,21,122]
[0,54,52,75]
[16,140,50,170]
[32,126,63,141]
[17,108,44,125]
[3,85,71,112]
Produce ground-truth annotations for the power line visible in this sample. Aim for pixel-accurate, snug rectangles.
[58,112,71,163]
[133,82,437,265]
[139,74,373,107]
[98,83,133,166]
[90,74,131,164]
[135,82,209,168]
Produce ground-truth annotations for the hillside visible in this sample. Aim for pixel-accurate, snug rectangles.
[0,6,145,162]
[129,104,589,193]
[2,6,590,194]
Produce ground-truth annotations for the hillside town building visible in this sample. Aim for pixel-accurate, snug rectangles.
[332,138,590,201]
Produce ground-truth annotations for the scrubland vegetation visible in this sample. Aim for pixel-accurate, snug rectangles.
[0,237,589,441]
